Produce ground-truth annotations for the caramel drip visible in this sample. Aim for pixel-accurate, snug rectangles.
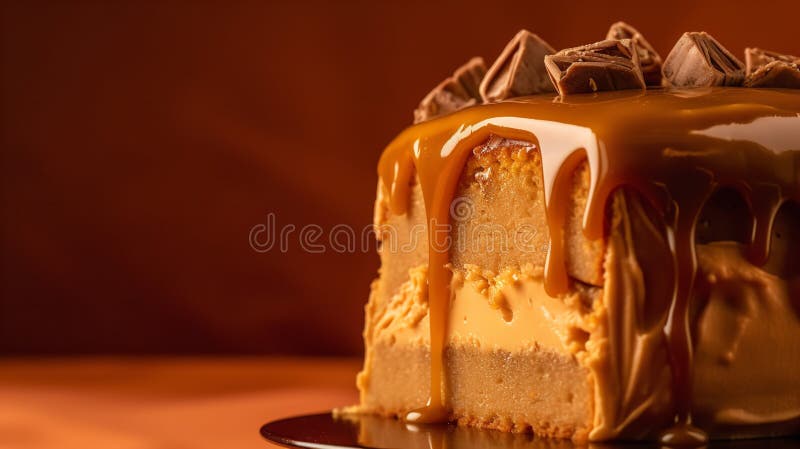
[747,184,784,265]
[377,88,800,441]
[543,149,590,296]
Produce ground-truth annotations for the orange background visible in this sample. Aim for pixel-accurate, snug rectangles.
[2,0,798,355]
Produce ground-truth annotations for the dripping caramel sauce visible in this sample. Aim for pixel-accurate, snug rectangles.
[377,88,800,442]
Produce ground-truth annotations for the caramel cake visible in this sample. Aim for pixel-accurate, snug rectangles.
[352,24,800,444]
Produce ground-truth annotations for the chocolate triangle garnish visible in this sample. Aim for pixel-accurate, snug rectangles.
[662,32,744,87]
[479,30,555,102]
[544,39,646,96]
[744,48,800,88]
[413,57,487,124]
[606,21,663,86]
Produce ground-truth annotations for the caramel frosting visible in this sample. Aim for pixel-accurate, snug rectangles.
[376,87,800,442]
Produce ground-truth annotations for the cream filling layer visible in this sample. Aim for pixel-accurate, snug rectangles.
[371,264,592,354]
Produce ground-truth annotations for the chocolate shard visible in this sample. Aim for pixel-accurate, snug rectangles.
[606,21,663,86]
[479,29,555,102]
[544,39,646,96]
[413,57,487,124]
[744,48,800,88]
[662,32,744,87]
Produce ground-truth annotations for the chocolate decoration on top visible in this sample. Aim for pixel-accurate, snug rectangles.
[744,48,800,88]
[606,21,663,86]
[479,30,555,102]
[414,57,487,124]
[544,39,646,96]
[662,32,744,87]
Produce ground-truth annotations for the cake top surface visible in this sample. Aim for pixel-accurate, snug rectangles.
[410,87,798,137]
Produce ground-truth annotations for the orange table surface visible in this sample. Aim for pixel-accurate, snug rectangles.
[0,357,361,449]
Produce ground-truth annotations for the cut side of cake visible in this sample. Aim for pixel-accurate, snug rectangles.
[353,26,800,444]
[360,138,600,440]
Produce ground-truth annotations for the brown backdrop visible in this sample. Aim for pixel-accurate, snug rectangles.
[2,0,798,355]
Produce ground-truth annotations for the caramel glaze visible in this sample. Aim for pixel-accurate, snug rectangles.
[377,87,800,443]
